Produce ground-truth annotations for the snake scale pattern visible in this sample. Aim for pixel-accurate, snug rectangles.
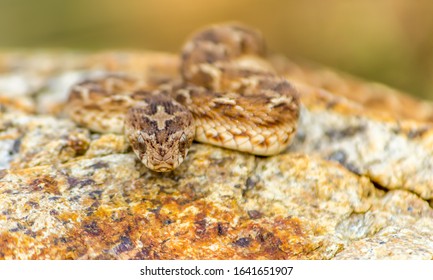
[66,23,300,172]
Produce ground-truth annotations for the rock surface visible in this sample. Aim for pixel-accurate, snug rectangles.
[1,51,433,259]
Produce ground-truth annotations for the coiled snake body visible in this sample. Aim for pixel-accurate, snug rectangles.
[66,24,300,172]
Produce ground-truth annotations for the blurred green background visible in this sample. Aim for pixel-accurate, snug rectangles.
[1,0,432,99]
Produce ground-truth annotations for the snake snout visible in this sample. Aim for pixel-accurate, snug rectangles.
[151,162,175,172]
[145,155,181,173]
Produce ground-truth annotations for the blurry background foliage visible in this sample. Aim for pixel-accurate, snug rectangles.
[1,0,433,99]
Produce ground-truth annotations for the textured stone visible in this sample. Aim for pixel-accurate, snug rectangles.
[0,51,432,259]
[334,191,433,259]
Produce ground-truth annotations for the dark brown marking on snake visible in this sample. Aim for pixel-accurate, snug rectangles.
[186,42,227,65]
[127,107,159,135]
[108,98,130,106]
[130,90,154,100]
[151,100,181,116]
[173,93,188,104]
[177,133,189,157]
[210,102,235,110]
[272,80,292,92]
[271,102,288,109]
[194,29,221,44]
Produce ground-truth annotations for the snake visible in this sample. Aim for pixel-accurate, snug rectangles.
[65,23,300,172]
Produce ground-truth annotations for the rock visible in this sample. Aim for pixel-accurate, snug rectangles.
[0,51,432,259]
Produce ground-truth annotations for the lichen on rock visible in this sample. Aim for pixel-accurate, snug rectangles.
[1,51,433,259]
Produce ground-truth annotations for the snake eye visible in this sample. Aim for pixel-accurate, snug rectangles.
[178,133,190,157]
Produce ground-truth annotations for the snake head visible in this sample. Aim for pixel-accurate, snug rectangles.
[124,99,195,172]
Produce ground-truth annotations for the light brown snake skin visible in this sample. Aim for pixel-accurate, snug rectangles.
[66,23,300,172]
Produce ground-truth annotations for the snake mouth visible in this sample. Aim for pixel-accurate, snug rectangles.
[148,161,176,172]
[153,166,173,172]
